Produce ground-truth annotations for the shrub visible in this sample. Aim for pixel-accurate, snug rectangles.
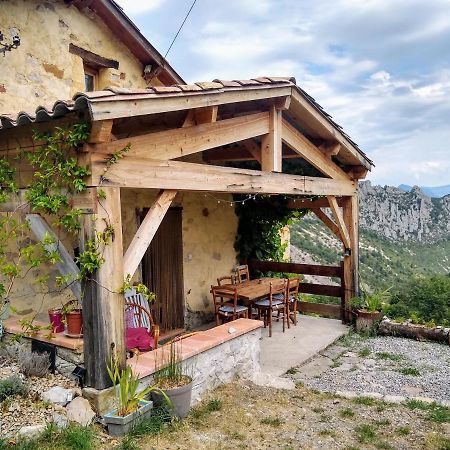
[387,274,450,326]
[18,351,50,377]
[0,375,28,402]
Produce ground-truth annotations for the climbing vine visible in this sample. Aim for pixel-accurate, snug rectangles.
[0,122,142,337]
[234,195,307,262]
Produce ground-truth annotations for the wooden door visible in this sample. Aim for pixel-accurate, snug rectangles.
[141,207,184,331]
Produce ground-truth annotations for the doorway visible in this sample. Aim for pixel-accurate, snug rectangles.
[141,207,184,331]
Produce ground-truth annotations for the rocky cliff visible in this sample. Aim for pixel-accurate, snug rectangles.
[358,181,450,242]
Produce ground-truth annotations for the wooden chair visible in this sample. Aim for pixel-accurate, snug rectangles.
[217,275,236,286]
[286,278,300,325]
[211,285,248,326]
[234,264,250,283]
[124,289,160,352]
[254,280,288,337]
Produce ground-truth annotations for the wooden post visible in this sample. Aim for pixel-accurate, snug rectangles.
[341,194,359,322]
[82,186,125,389]
[261,105,282,172]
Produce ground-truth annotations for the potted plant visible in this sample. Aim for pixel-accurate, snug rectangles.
[48,307,64,333]
[152,339,193,419]
[104,356,170,436]
[61,300,83,336]
[351,286,391,332]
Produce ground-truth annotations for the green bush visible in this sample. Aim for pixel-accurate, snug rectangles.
[387,274,450,326]
[0,375,27,402]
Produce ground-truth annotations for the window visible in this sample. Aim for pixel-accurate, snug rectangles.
[84,65,98,92]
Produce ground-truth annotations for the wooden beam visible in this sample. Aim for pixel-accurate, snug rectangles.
[89,86,293,121]
[274,96,291,110]
[242,139,261,164]
[195,106,218,124]
[261,105,282,172]
[342,195,359,300]
[69,43,119,69]
[123,190,177,277]
[87,120,113,144]
[91,158,357,196]
[89,112,270,161]
[83,187,125,389]
[287,197,345,209]
[320,143,341,158]
[282,119,351,181]
[327,195,351,249]
[312,208,341,241]
[26,214,81,301]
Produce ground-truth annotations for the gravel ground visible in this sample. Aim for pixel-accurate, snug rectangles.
[0,351,77,437]
[287,334,450,403]
[131,381,450,450]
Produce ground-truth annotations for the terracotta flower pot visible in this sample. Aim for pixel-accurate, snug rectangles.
[355,310,383,332]
[48,308,65,333]
[66,308,83,336]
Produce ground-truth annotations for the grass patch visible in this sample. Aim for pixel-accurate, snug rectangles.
[0,375,28,402]
[427,405,450,423]
[285,367,298,375]
[295,381,304,389]
[115,435,140,450]
[404,399,431,410]
[312,406,325,413]
[375,352,403,361]
[424,433,450,450]
[358,347,371,357]
[375,442,395,450]
[190,399,223,421]
[227,431,245,441]
[318,429,336,437]
[374,418,391,427]
[339,408,355,418]
[354,424,377,444]
[398,367,420,376]
[396,426,411,436]
[353,396,376,406]
[330,361,342,368]
[260,417,284,427]
[129,406,173,437]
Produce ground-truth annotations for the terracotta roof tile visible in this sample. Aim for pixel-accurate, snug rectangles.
[212,79,242,87]
[194,81,224,90]
[233,79,262,86]
[176,84,203,92]
[151,86,183,93]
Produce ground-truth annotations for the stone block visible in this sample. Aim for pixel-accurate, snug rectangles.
[66,397,96,426]
[82,385,116,415]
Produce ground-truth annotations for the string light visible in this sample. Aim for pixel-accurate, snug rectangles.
[201,192,319,207]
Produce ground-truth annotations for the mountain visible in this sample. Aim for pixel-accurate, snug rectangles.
[290,181,450,291]
[398,184,450,198]
[359,181,450,242]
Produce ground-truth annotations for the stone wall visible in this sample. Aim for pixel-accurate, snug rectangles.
[0,0,164,115]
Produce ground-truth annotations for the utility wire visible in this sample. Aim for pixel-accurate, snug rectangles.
[163,0,198,61]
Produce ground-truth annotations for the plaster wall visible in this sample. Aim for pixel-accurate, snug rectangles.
[120,189,239,329]
[0,0,161,115]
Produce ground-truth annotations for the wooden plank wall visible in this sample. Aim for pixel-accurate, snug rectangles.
[247,260,347,322]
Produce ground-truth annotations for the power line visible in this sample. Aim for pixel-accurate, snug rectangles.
[163,0,198,61]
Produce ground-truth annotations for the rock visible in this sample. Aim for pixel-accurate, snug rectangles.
[335,391,358,399]
[362,392,383,400]
[42,386,74,406]
[66,397,96,426]
[18,424,46,438]
[249,372,295,390]
[52,413,68,429]
[411,396,434,404]
[383,395,406,404]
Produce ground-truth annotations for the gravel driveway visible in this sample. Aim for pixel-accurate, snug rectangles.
[287,334,450,403]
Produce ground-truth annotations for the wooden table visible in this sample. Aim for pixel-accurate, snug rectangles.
[215,278,283,311]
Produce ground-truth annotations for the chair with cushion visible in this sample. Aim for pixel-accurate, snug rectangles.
[254,280,288,337]
[124,289,160,354]
[234,264,250,283]
[211,285,248,326]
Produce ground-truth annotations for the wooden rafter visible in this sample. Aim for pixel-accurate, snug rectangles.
[282,119,350,181]
[88,120,113,143]
[261,105,282,172]
[327,195,351,249]
[312,209,342,241]
[242,139,262,163]
[88,112,270,160]
[123,190,177,277]
[91,157,356,196]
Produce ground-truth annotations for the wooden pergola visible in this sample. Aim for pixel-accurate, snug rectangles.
[0,77,374,389]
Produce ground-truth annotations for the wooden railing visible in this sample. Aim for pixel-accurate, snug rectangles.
[247,260,347,323]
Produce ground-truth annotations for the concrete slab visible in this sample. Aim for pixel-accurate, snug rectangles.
[259,314,349,376]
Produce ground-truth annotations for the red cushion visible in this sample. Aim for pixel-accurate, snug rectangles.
[125,327,155,352]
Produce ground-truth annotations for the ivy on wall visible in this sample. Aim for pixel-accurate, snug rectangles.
[234,195,307,262]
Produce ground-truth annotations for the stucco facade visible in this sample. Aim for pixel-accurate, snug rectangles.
[0,0,163,115]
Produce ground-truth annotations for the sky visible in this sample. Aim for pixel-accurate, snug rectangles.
[117,0,450,188]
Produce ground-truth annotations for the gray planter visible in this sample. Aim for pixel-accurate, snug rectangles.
[104,399,153,436]
[152,379,193,419]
